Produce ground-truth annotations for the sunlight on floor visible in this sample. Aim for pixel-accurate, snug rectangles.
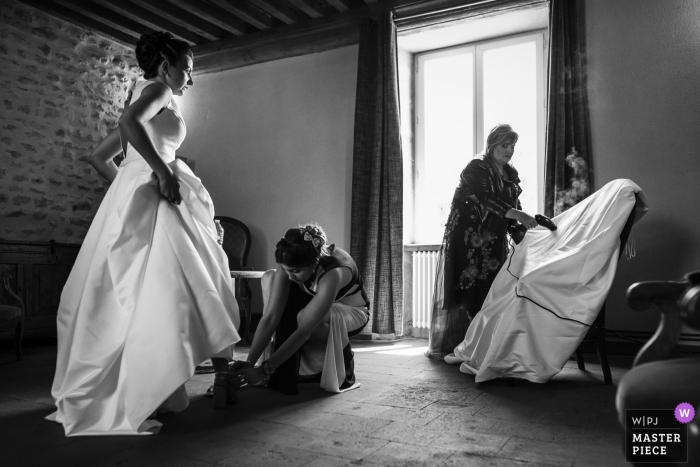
[353,344,413,353]
[376,346,429,356]
[354,343,429,356]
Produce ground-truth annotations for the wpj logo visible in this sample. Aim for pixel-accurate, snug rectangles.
[625,404,694,463]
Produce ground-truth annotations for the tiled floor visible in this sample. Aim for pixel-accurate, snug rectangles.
[0,339,633,467]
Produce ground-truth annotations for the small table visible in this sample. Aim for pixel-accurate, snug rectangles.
[230,270,266,344]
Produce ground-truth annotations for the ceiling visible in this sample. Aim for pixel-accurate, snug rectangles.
[18,0,537,74]
[18,0,384,49]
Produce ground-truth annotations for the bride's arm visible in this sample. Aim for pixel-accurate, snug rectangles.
[118,82,181,204]
[87,129,121,182]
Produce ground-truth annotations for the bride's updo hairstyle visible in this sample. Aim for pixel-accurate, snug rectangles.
[275,224,329,267]
[135,31,192,79]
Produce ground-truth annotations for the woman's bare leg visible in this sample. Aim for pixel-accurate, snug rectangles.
[256,269,276,364]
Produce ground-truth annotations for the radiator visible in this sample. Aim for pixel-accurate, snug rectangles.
[411,250,440,329]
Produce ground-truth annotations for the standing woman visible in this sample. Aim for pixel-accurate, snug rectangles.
[231,224,370,397]
[426,124,538,358]
[47,31,241,436]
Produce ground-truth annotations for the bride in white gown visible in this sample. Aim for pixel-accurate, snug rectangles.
[47,32,241,436]
[445,179,648,383]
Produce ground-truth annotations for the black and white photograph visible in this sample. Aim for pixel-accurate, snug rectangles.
[1,0,699,466]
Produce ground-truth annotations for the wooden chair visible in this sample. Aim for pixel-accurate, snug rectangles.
[0,265,25,361]
[215,216,254,344]
[573,194,640,385]
[615,270,700,465]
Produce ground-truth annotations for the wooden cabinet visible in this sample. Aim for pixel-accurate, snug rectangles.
[0,240,80,339]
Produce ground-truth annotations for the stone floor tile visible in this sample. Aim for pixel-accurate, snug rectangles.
[14,435,142,467]
[431,390,484,407]
[429,430,510,456]
[300,431,389,460]
[473,402,541,422]
[488,419,563,443]
[365,392,439,410]
[91,448,212,467]
[422,411,500,433]
[426,399,488,413]
[216,419,329,448]
[573,445,628,467]
[0,381,55,405]
[553,424,623,451]
[362,441,455,467]
[213,444,319,467]
[358,364,424,377]
[371,406,443,426]
[255,406,327,427]
[355,370,402,383]
[497,437,579,466]
[325,400,395,418]
[168,436,319,467]
[300,455,355,467]
[442,452,529,466]
[300,411,392,436]
[367,420,443,446]
[0,339,636,467]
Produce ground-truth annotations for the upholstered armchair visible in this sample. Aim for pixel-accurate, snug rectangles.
[0,265,25,361]
[616,270,700,465]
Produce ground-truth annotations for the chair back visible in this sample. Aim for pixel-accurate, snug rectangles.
[214,216,251,270]
[626,270,700,366]
[582,194,640,340]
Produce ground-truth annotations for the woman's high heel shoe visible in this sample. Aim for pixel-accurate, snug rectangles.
[213,372,238,409]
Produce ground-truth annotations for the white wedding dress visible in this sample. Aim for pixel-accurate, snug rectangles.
[444,179,648,383]
[47,80,240,436]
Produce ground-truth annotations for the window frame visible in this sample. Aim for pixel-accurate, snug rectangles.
[413,29,549,242]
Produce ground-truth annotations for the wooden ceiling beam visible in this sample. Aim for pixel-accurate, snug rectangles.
[247,0,298,25]
[19,0,136,48]
[324,0,350,12]
[129,0,226,41]
[207,0,273,30]
[166,0,248,36]
[50,0,149,39]
[93,0,202,45]
[285,0,324,19]
[194,0,416,75]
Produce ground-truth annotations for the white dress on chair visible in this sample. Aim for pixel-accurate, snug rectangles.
[47,80,240,436]
[444,179,648,383]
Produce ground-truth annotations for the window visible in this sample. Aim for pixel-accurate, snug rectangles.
[413,31,547,244]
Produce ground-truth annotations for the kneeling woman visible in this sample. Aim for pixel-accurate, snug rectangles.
[233,225,370,396]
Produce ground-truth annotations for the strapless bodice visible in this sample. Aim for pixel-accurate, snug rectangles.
[122,80,186,165]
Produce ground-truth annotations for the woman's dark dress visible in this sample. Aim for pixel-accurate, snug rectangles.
[426,156,522,358]
[269,246,370,394]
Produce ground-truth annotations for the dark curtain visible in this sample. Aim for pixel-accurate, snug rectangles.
[350,13,403,336]
[544,0,593,217]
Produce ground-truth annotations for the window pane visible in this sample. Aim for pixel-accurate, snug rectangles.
[418,51,474,243]
[482,40,539,215]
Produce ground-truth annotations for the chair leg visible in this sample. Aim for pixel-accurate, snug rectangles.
[575,348,585,370]
[596,335,612,385]
[14,321,23,361]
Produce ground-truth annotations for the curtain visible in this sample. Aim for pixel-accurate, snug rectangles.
[350,13,403,337]
[545,0,593,217]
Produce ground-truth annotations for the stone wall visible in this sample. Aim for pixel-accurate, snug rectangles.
[0,0,139,243]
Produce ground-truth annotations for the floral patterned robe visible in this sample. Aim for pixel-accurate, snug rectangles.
[426,156,522,358]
